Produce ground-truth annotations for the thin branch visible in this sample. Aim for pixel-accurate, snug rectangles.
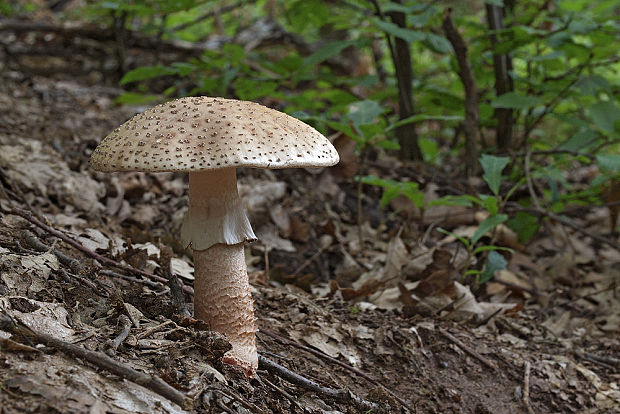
[519,152,619,250]
[442,8,479,176]
[21,230,82,272]
[524,150,543,211]
[9,207,194,295]
[171,1,250,32]
[259,328,415,412]
[107,314,132,352]
[523,361,535,414]
[439,328,498,372]
[258,355,379,411]
[98,269,165,290]
[0,313,192,410]
[574,349,620,369]
[521,58,589,142]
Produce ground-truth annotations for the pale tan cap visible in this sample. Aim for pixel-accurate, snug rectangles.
[90,96,339,172]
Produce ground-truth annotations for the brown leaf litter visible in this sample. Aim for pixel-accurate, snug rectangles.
[1,70,619,413]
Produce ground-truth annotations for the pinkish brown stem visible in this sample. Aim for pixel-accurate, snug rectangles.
[194,243,258,377]
[182,168,258,377]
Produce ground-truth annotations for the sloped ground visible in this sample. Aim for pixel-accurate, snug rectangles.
[1,70,619,414]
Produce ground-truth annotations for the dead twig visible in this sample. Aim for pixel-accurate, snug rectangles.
[520,152,619,250]
[259,328,415,412]
[291,244,330,276]
[439,328,498,372]
[136,320,177,340]
[9,207,194,295]
[22,230,82,272]
[107,314,132,352]
[98,269,165,291]
[171,0,249,32]
[256,375,304,412]
[0,313,192,410]
[574,349,620,370]
[523,361,535,414]
[21,230,101,292]
[205,385,268,414]
[442,8,479,176]
[61,269,100,292]
[258,355,379,411]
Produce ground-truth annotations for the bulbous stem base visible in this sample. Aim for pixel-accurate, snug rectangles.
[193,242,258,378]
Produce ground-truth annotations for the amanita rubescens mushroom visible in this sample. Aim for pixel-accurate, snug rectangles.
[90,96,339,377]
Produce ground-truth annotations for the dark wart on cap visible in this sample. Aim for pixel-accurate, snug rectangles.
[90,96,339,378]
[90,96,339,172]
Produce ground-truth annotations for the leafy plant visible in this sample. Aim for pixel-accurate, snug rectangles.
[72,0,619,251]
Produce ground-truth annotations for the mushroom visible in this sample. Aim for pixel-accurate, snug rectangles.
[90,96,339,377]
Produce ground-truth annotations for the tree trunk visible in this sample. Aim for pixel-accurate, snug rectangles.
[486,3,514,153]
[387,2,422,161]
[442,9,479,177]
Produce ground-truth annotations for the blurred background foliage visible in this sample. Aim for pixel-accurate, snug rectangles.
[4,0,619,246]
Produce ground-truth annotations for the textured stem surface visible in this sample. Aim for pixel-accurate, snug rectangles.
[194,242,258,377]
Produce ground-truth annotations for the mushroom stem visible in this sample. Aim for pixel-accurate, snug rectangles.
[184,168,258,377]
[182,168,256,251]
[194,242,258,377]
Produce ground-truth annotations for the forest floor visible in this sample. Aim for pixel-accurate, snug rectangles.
[1,27,620,414]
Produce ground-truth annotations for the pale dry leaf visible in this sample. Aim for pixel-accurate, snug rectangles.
[77,228,110,252]
[369,281,418,310]
[382,236,409,280]
[0,252,59,295]
[542,310,572,338]
[171,258,194,281]
[257,223,296,252]
[0,139,104,214]
[1,297,75,341]
[269,203,291,237]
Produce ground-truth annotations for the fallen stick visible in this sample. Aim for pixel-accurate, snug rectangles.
[574,349,619,370]
[258,355,378,411]
[108,314,133,352]
[439,328,498,372]
[99,269,165,291]
[26,223,165,293]
[0,313,192,410]
[523,361,535,414]
[10,207,193,295]
[259,328,414,412]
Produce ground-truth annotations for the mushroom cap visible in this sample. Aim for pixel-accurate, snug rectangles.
[90,96,339,172]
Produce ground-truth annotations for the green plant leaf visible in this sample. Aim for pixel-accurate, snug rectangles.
[302,39,365,67]
[557,129,599,151]
[473,245,514,255]
[480,194,499,215]
[423,33,453,54]
[386,114,463,131]
[376,139,401,150]
[589,101,620,134]
[372,18,426,43]
[479,251,507,283]
[346,100,386,127]
[471,214,508,245]
[480,154,510,195]
[361,176,423,208]
[114,92,160,105]
[596,154,620,173]
[491,92,541,110]
[419,136,440,163]
[120,65,176,85]
[437,227,471,248]
[427,195,474,207]
[506,211,539,243]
